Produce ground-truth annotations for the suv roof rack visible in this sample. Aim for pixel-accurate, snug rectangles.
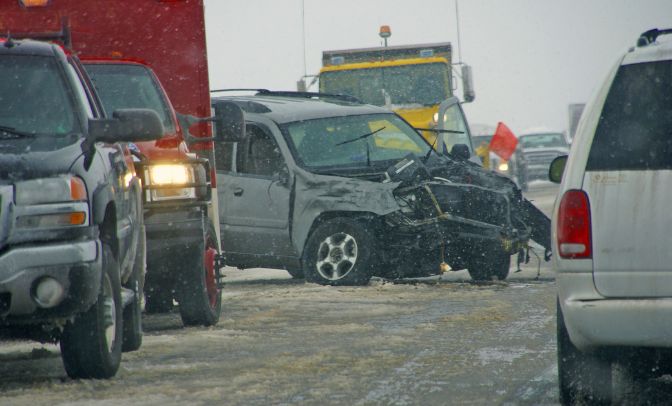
[210,88,270,94]
[210,88,361,104]
[637,28,672,47]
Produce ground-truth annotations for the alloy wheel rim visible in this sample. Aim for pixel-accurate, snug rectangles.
[316,232,358,280]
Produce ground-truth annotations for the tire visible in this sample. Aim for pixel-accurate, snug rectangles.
[60,244,123,379]
[467,250,511,281]
[302,217,375,286]
[557,300,612,405]
[122,225,145,352]
[177,222,222,326]
[144,284,174,314]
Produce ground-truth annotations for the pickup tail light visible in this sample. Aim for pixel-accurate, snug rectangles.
[557,189,592,259]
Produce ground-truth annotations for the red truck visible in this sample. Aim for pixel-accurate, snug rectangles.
[0,0,224,326]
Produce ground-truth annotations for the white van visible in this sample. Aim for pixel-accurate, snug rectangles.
[551,28,672,404]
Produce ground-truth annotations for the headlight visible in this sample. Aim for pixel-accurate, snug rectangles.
[14,176,89,229]
[148,164,192,186]
[15,176,87,205]
[497,162,509,172]
[145,164,196,201]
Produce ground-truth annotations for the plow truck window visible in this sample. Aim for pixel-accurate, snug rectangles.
[320,63,450,107]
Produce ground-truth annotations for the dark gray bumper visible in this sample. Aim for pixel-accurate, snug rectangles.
[0,239,101,318]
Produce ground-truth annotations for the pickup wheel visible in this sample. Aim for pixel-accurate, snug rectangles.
[60,244,122,379]
[467,250,511,281]
[122,225,145,352]
[557,299,613,405]
[177,223,222,326]
[302,218,374,286]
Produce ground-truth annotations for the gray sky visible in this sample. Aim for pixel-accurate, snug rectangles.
[204,0,672,134]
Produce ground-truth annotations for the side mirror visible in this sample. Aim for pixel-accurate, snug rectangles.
[212,101,245,142]
[450,143,471,161]
[549,155,568,183]
[461,64,475,103]
[276,166,290,186]
[89,108,164,142]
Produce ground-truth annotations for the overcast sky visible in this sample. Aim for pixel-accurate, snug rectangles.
[203,0,671,134]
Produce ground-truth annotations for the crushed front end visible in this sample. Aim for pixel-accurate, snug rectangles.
[376,154,550,279]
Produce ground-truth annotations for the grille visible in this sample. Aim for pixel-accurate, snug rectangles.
[525,151,561,165]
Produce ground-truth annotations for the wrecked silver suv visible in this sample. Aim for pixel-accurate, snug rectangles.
[212,92,550,285]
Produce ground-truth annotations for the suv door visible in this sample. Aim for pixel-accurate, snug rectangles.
[217,121,295,267]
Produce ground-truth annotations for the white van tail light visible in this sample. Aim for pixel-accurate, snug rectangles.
[557,190,592,259]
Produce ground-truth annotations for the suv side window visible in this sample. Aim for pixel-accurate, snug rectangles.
[238,124,285,177]
[587,60,672,171]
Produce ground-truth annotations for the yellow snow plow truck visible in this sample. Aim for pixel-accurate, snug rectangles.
[318,32,475,155]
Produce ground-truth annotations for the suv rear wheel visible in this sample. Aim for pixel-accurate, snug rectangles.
[60,244,122,379]
[302,218,375,286]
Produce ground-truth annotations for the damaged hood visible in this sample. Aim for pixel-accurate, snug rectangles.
[290,152,551,253]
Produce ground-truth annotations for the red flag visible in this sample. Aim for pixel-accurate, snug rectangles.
[489,122,518,161]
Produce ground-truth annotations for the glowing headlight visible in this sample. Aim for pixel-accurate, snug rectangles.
[497,162,509,172]
[432,112,439,124]
[148,165,193,186]
[145,164,196,201]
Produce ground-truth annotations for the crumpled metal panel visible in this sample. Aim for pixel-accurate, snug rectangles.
[290,169,400,255]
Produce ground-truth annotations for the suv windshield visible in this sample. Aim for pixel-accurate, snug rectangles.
[587,60,672,171]
[85,63,175,132]
[519,133,568,149]
[320,63,450,106]
[0,55,77,135]
[283,113,431,169]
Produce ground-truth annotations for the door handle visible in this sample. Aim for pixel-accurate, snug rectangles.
[233,187,244,196]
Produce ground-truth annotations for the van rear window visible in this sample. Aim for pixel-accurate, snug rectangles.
[586,60,672,171]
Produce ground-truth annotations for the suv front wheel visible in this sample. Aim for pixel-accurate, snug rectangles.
[467,249,511,281]
[302,218,375,286]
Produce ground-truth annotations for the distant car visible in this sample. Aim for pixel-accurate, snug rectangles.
[551,28,672,404]
[211,91,551,285]
[519,129,569,181]
[472,134,528,191]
